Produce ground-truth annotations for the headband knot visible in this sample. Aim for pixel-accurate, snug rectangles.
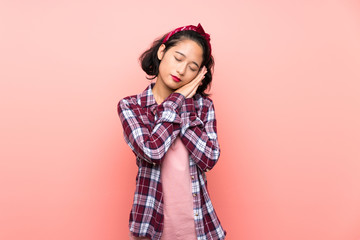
[162,23,212,61]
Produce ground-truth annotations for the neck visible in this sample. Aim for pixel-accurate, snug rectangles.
[152,77,174,105]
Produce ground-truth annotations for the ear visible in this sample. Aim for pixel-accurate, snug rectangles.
[157,44,166,61]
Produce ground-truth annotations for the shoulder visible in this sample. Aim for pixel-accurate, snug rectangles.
[192,94,217,121]
[117,93,141,114]
[193,93,215,110]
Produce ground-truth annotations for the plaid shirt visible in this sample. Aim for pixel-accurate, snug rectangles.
[117,83,227,240]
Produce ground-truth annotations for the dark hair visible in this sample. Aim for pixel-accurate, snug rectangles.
[139,30,214,97]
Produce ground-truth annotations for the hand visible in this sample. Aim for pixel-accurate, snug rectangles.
[175,66,207,98]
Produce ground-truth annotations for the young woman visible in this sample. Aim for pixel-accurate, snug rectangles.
[117,23,226,240]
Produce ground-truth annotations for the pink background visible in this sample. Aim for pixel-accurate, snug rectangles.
[1,1,360,239]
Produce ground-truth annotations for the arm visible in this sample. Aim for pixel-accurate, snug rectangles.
[117,92,185,165]
[179,96,220,172]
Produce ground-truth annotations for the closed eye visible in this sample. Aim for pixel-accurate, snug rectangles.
[175,56,197,71]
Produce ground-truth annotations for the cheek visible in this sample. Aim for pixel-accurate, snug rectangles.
[159,55,173,71]
[158,61,169,75]
[188,71,198,80]
[182,72,197,85]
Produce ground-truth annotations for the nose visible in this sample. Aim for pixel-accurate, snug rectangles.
[176,62,186,75]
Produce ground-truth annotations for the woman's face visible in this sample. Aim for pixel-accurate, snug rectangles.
[157,39,204,91]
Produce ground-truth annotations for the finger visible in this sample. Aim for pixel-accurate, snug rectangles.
[193,68,207,84]
[188,84,198,98]
[193,66,206,80]
[189,71,206,93]
[195,71,207,86]
[199,66,207,78]
[183,67,207,95]
[189,75,205,97]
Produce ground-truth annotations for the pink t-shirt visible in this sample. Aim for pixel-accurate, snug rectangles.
[160,136,197,240]
[129,137,197,240]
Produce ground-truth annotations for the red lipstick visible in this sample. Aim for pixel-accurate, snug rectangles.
[171,75,181,82]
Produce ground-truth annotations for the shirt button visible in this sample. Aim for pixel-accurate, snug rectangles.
[195,212,199,216]
[153,162,156,166]
[191,175,195,179]
[206,168,210,172]
[193,193,197,197]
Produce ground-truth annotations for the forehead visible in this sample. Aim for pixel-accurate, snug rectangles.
[170,39,203,61]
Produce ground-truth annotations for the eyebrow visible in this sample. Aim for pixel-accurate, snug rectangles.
[175,51,200,68]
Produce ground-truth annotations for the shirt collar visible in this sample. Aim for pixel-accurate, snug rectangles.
[139,82,157,108]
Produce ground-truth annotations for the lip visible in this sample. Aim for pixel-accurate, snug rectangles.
[171,75,181,82]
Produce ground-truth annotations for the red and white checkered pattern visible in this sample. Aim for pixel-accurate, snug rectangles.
[117,83,226,239]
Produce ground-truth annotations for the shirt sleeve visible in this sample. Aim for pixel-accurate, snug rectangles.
[117,92,185,165]
[179,96,221,172]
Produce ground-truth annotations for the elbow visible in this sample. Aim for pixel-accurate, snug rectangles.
[200,147,221,172]
[135,146,165,166]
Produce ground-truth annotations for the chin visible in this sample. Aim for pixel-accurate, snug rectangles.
[163,82,177,91]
